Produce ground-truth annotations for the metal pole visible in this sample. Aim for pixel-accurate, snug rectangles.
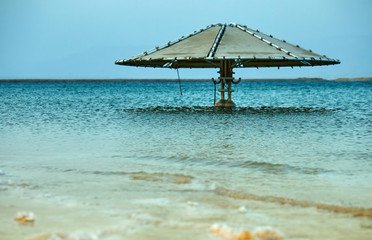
[227,80,232,103]
[220,65,225,102]
[214,60,236,107]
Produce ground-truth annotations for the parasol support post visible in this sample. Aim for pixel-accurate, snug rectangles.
[214,60,237,107]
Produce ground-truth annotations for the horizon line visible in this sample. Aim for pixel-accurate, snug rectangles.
[0,77,371,83]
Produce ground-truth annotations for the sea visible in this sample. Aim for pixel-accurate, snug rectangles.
[0,80,371,240]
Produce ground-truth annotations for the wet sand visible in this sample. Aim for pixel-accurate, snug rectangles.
[2,178,372,240]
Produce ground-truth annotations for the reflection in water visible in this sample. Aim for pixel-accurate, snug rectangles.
[122,106,339,115]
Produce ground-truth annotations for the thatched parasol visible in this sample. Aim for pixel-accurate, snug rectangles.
[115,23,340,107]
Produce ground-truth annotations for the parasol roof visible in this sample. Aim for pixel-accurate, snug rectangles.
[115,23,340,69]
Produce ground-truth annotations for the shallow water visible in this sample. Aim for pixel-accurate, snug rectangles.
[0,81,372,239]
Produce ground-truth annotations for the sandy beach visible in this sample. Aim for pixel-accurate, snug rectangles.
[2,175,372,240]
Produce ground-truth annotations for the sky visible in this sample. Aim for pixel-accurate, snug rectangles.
[0,0,371,80]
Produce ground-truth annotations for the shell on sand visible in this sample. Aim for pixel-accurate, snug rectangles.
[210,223,283,240]
[210,224,252,240]
[254,228,283,240]
[26,233,66,240]
[14,211,35,224]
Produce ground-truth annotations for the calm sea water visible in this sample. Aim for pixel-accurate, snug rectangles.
[1,81,372,239]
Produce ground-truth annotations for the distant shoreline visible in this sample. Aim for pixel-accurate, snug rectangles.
[0,77,371,83]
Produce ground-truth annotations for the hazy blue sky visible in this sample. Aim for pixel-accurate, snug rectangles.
[1,0,371,79]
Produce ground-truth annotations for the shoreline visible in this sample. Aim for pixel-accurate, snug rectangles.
[0,77,371,83]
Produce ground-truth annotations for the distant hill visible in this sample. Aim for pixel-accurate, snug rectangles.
[333,77,372,82]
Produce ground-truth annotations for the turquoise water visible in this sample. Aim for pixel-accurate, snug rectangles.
[1,81,372,239]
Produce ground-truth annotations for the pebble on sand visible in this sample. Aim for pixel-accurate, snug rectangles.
[238,206,247,214]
